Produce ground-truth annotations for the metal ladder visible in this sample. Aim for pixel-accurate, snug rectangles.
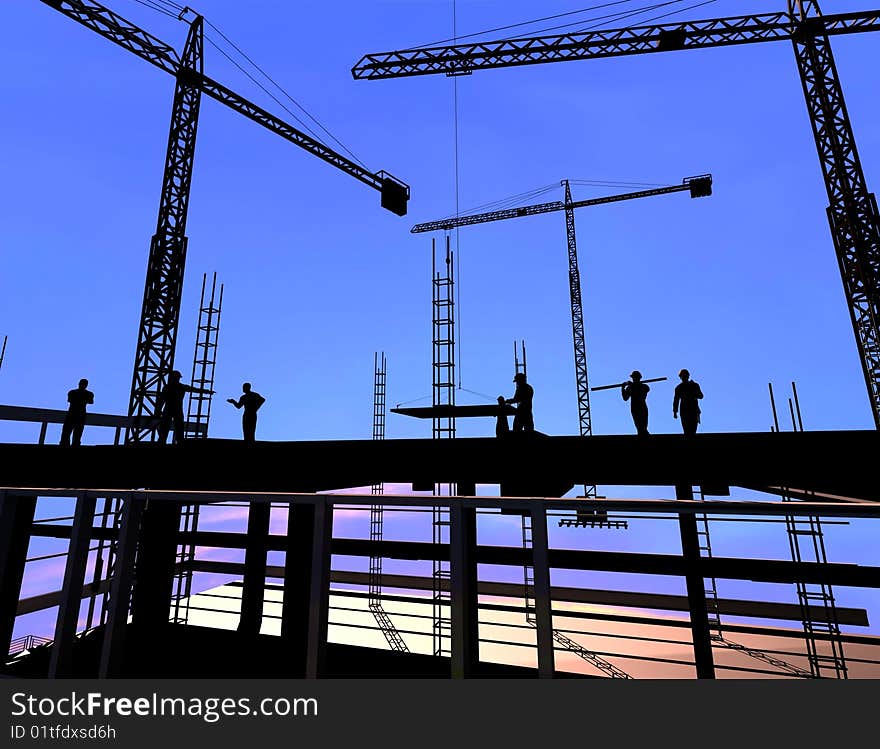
[771,382,847,678]
[172,272,223,624]
[783,500,848,677]
[368,352,409,652]
[431,237,456,657]
[694,486,814,677]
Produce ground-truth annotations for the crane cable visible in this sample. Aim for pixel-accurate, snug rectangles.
[414,0,716,49]
[128,0,368,169]
[453,0,463,389]
[416,1,644,48]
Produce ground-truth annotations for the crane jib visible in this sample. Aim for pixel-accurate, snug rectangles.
[351,9,880,79]
[39,0,410,216]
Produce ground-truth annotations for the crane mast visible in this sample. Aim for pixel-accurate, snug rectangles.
[358,2,880,428]
[789,1,880,428]
[563,180,594,461]
[38,0,410,441]
[128,14,203,441]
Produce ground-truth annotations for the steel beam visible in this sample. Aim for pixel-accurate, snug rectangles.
[238,500,271,635]
[280,503,312,675]
[98,498,145,678]
[130,500,180,627]
[0,493,37,665]
[48,493,97,677]
[677,484,715,679]
[450,505,479,677]
[3,430,877,499]
[530,505,555,678]
[306,501,333,678]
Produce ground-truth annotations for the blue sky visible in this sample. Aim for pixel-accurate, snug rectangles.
[3,1,880,654]
[1,0,878,443]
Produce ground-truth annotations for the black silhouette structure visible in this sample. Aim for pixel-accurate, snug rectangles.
[227,383,266,443]
[34,1,409,445]
[674,369,704,436]
[495,396,510,437]
[157,371,213,445]
[60,379,94,447]
[622,371,650,436]
[1,431,878,680]
[353,3,880,429]
[506,372,534,433]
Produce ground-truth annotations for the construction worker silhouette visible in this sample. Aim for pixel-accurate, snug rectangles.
[228,383,266,442]
[157,370,213,445]
[673,368,704,436]
[495,395,510,438]
[506,372,534,433]
[60,378,94,446]
[622,371,650,436]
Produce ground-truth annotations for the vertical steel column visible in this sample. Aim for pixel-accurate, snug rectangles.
[130,500,180,627]
[530,504,555,678]
[449,503,479,678]
[306,500,334,678]
[126,16,204,442]
[280,502,312,676]
[99,498,146,678]
[0,492,37,664]
[676,484,715,679]
[238,500,272,635]
[49,492,97,677]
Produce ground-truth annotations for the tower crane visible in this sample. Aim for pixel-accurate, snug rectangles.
[354,1,880,430]
[36,0,410,441]
[413,175,713,490]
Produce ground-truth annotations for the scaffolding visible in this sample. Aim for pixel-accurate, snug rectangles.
[368,352,409,652]
[431,237,456,657]
[172,272,223,624]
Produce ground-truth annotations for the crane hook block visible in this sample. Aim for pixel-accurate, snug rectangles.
[685,174,713,198]
[379,172,410,216]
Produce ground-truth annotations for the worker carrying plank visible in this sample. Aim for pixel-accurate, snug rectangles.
[673,369,704,436]
[592,373,666,437]
[621,371,651,436]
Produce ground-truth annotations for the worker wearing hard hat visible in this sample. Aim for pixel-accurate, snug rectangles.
[622,370,651,436]
[505,372,534,433]
[673,369,704,436]
[157,370,214,445]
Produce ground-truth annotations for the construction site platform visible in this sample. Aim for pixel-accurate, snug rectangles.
[0,429,875,500]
